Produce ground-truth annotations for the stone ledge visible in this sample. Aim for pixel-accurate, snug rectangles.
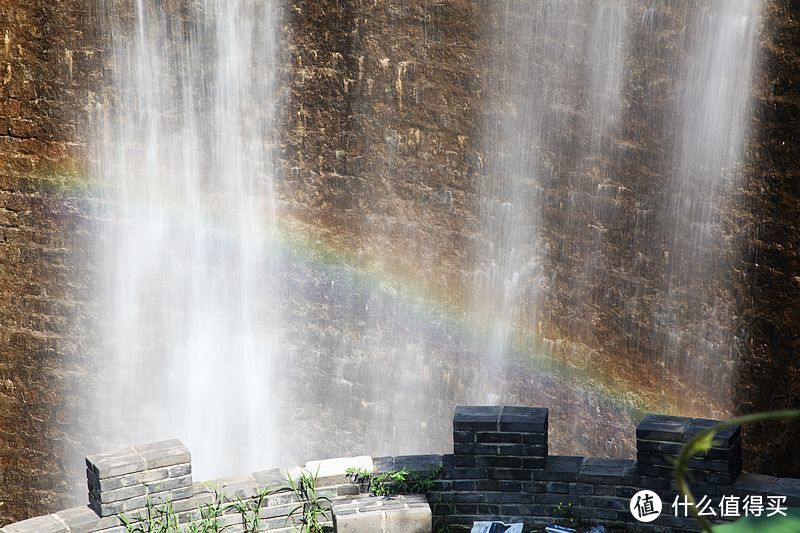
[332,494,431,533]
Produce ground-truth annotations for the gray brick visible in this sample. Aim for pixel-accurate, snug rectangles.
[137,467,171,484]
[684,418,740,448]
[453,443,499,456]
[578,458,635,484]
[86,448,146,479]
[636,414,690,442]
[168,463,192,477]
[496,444,546,457]
[453,455,476,467]
[393,454,442,473]
[771,477,800,506]
[522,457,547,469]
[0,515,68,533]
[371,456,395,472]
[53,506,120,533]
[546,482,569,494]
[580,496,628,510]
[568,483,593,495]
[733,472,778,495]
[92,483,146,504]
[476,456,522,468]
[521,433,548,445]
[453,406,501,431]
[453,431,476,443]
[133,440,191,469]
[487,468,533,480]
[476,432,522,444]
[253,467,290,489]
[498,406,548,433]
[144,474,192,493]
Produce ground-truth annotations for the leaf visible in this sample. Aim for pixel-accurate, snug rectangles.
[713,508,800,532]
[688,431,715,456]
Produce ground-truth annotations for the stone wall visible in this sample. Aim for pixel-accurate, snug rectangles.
[0,0,104,524]
[0,0,799,526]
[3,406,799,532]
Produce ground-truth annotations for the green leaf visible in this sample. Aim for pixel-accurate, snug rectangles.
[688,431,715,456]
[714,508,800,532]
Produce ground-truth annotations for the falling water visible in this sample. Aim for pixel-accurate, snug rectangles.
[85,0,763,486]
[92,0,283,480]
[476,0,761,449]
[661,0,761,402]
[473,0,626,435]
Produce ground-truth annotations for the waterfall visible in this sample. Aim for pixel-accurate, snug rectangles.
[661,0,761,403]
[473,0,626,421]
[85,0,763,485]
[91,0,283,481]
[475,0,761,449]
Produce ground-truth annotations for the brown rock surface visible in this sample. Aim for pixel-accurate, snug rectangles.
[0,0,797,525]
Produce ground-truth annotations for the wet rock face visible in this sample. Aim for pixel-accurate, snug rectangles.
[736,0,800,479]
[0,0,798,525]
[0,0,105,525]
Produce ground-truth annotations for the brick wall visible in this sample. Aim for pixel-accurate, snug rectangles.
[3,406,799,532]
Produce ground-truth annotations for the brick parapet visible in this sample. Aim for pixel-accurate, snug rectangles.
[3,406,799,532]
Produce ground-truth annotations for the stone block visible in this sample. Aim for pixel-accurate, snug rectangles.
[522,433,548,445]
[476,432,521,444]
[453,406,502,431]
[771,477,800,506]
[453,431,476,443]
[683,419,740,448]
[392,454,442,473]
[144,474,193,494]
[497,444,547,457]
[498,406,548,433]
[486,468,533,481]
[383,506,431,533]
[53,506,120,533]
[372,457,395,471]
[332,495,431,533]
[253,467,290,489]
[133,440,190,470]
[138,466,171,484]
[86,440,194,517]
[577,458,635,484]
[453,455,476,467]
[91,483,146,504]
[476,456,522,468]
[532,455,584,482]
[201,476,258,500]
[522,457,547,469]
[636,414,689,442]
[568,482,593,495]
[0,514,68,533]
[732,472,778,495]
[86,447,145,479]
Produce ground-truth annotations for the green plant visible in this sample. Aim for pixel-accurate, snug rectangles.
[191,491,227,532]
[230,485,271,532]
[552,501,587,530]
[346,465,442,496]
[431,494,455,533]
[119,499,180,533]
[675,409,800,533]
[287,467,332,533]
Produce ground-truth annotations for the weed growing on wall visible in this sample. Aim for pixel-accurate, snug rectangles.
[287,467,333,533]
[345,465,442,496]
